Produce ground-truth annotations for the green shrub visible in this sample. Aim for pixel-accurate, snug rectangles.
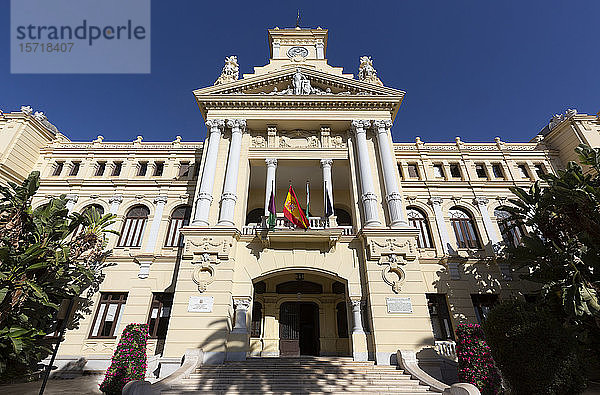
[456,323,502,395]
[99,323,149,395]
[483,300,587,395]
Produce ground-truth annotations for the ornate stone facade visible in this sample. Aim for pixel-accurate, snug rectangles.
[1,24,599,380]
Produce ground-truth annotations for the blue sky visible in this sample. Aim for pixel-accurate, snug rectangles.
[1,0,599,143]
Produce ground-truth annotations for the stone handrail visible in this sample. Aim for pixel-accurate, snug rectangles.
[123,348,203,395]
[396,349,481,395]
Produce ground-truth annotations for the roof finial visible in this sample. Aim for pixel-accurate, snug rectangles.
[296,10,301,28]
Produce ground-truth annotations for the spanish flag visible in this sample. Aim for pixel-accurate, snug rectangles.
[283,186,309,229]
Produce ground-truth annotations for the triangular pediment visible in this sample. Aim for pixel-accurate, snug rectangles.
[194,67,404,97]
[193,67,405,119]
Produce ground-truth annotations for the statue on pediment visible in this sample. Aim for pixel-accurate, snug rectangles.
[358,56,383,86]
[214,56,239,85]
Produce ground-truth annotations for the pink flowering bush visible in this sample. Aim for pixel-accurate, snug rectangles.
[456,323,501,395]
[99,323,149,395]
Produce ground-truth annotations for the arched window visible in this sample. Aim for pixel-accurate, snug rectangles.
[449,207,481,249]
[494,209,524,247]
[81,204,105,217]
[335,207,352,227]
[250,302,262,338]
[406,207,434,248]
[164,206,191,247]
[336,302,349,338]
[245,208,263,225]
[118,205,150,247]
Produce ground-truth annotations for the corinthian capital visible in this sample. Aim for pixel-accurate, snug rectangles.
[227,119,247,131]
[205,119,225,131]
[350,120,371,134]
[372,120,393,132]
[474,197,489,206]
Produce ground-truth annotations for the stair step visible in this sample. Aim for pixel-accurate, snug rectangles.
[159,357,436,394]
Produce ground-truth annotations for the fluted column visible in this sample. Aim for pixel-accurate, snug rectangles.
[232,297,252,334]
[264,159,278,217]
[373,120,406,227]
[430,197,451,254]
[351,120,381,227]
[475,197,500,245]
[193,119,225,226]
[321,159,334,215]
[218,119,246,226]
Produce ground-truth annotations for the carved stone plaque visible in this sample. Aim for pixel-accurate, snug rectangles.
[386,297,413,314]
[188,296,214,313]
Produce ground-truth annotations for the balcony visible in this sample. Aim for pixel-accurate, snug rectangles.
[242,214,354,247]
[242,214,353,235]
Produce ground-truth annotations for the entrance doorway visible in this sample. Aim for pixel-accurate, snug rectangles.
[279,302,320,357]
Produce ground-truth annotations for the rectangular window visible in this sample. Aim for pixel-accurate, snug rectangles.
[90,293,128,338]
[68,162,80,177]
[178,162,190,178]
[449,164,461,178]
[397,164,404,179]
[426,294,454,340]
[154,162,164,177]
[475,163,487,179]
[147,293,173,339]
[471,294,498,324]
[492,164,504,178]
[137,162,148,176]
[112,162,122,176]
[433,164,444,178]
[534,164,545,178]
[95,162,106,177]
[52,161,64,176]
[518,164,529,179]
[407,163,419,178]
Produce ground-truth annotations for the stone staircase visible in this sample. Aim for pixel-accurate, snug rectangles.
[161,356,437,394]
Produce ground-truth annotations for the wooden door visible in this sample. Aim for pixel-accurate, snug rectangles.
[279,302,300,357]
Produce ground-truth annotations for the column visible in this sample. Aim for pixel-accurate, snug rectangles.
[475,197,500,245]
[192,119,225,226]
[264,159,278,217]
[218,119,246,226]
[430,197,451,254]
[65,194,78,213]
[373,120,406,227]
[350,299,365,334]
[321,159,334,215]
[143,195,168,254]
[108,194,123,214]
[232,297,252,334]
[350,120,381,227]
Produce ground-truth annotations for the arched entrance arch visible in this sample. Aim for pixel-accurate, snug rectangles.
[249,269,352,358]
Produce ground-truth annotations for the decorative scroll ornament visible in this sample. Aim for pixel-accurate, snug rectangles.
[192,253,215,293]
[379,254,406,294]
[358,56,383,86]
[214,56,239,85]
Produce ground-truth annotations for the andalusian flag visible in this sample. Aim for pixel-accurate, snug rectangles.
[283,186,309,229]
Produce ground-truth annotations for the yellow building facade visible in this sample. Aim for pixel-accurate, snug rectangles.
[2,26,600,382]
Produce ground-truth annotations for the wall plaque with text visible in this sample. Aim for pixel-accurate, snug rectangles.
[188,296,214,313]
[386,297,413,313]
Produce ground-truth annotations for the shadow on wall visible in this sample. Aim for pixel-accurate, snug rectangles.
[194,318,232,364]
